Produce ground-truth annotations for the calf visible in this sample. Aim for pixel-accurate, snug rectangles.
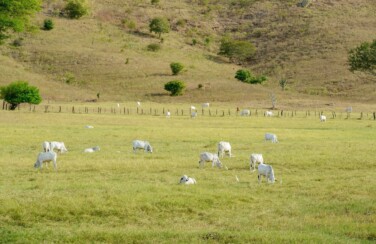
[179,175,197,185]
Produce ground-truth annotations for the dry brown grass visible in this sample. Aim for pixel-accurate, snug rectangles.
[0,0,375,107]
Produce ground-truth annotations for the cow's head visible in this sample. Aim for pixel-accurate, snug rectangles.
[146,144,153,153]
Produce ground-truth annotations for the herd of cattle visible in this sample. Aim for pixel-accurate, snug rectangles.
[34,132,279,185]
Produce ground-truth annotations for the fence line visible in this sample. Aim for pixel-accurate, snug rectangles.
[2,102,375,120]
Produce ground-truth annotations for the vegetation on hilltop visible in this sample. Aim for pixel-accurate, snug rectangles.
[0,0,375,104]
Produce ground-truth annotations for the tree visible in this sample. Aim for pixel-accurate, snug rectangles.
[0,81,42,110]
[348,40,376,75]
[219,37,256,63]
[170,62,184,75]
[149,17,170,38]
[164,80,186,96]
[279,78,287,91]
[64,0,88,19]
[0,0,41,43]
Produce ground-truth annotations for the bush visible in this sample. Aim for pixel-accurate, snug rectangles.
[235,69,252,82]
[64,0,88,19]
[0,81,42,110]
[164,80,186,96]
[147,43,161,52]
[170,62,184,75]
[151,0,160,4]
[234,69,267,84]
[43,19,54,30]
[219,37,256,63]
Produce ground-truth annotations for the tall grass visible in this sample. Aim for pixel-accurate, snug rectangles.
[0,107,375,242]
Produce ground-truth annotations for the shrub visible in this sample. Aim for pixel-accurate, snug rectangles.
[219,37,256,63]
[0,81,42,110]
[12,38,23,47]
[170,62,184,75]
[43,19,54,30]
[198,84,203,89]
[147,43,161,52]
[235,69,252,82]
[151,0,160,5]
[64,0,88,19]
[164,80,186,96]
[235,69,267,84]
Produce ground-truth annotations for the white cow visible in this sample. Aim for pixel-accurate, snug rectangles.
[84,146,100,153]
[250,153,264,172]
[199,152,222,168]
[85,125,94,129]
[218,141,232,158]
[190,105,196,110]
[42,141,50,152]
[166,111,171,118]
[191,111,197,118]
[265,133,278,143]
[240,109,250,116]
[132,140,153,153]
[50,141,68,153]
[137,101,141,107]
[265,111,273,117]
[202,103,210,108]
[258,163,275,183]
[179,175,197,185]
[320,115,326,122]
[34,151,57,170]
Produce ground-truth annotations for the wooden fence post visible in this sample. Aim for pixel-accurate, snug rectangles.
[373,112,376,120]
[72,106,75,113]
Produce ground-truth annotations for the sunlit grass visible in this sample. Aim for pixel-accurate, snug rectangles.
[0,108,375,242]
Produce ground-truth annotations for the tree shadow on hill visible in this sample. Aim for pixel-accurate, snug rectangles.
[204,54,229,64]
[130,30,156,39]
[147,93,169,97]
[150,73,171,77]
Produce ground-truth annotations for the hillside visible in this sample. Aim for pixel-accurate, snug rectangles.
[0,0,375,107]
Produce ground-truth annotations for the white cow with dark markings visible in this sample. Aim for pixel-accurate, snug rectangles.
[34,151,57,170]
[179,175,197,185]
[133,140,153,153]
[218,141,232,158]
[258,163,275,183]
[250,153,264,172]
[199,152,222,168]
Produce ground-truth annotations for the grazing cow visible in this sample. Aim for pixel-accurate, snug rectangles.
[250,153,264,172]
[166,111,171,118]
[202,103,210,108]
[258,163,275,183]
[85,125,94,129]
[265,111,273,117]
[190,105,196,110]
[84,146,100,153]
[191,111,197,118]
[240,109,250,116]
[265,133,278,143]
[137,101,141,107]
[179,175,197,185]
[320,115,326,122]
[34,151,57,170]
[50,141,68,153]
[217,141,232,158]
[199,152,222,168]
[132,140,153,153]
[42,141,50,152]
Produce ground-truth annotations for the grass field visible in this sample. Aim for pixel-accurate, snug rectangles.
[0,106,375,242]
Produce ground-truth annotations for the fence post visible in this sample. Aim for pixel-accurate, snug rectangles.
[360,112,363,120]
[373,112,376,120]
[72,106,75,113]
[209,110,211,116]
[181,109,183,116]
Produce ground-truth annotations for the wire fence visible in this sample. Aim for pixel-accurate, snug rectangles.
[2,101,376,120]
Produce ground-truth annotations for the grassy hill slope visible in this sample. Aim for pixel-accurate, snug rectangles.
[0,0,375,106]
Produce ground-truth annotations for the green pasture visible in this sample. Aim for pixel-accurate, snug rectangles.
[0,108,375,243]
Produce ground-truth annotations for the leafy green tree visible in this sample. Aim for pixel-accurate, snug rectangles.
[0,81,42,110]
[0,0,41,43]
[219,37,256,63]
[64,0,88,19]
[149,17,170,38]
[170,62,184,75]
[348,40,376,75]
[164,80,186,96]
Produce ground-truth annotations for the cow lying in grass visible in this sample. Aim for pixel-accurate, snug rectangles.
[179,175,196,185]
